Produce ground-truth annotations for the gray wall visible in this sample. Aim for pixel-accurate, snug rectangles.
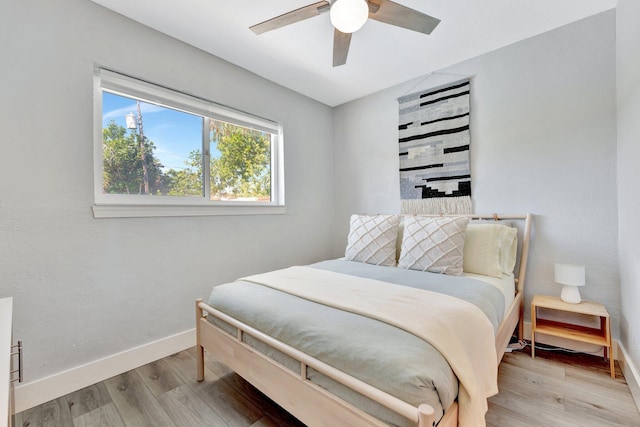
[0,0,626,388]
[617,0,640,380]
[332,11,619,334]
[0,0,335,381]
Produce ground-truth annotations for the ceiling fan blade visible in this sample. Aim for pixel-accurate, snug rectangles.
[333,29,352,67]
[367,0,440,35]
[250,1,331,35]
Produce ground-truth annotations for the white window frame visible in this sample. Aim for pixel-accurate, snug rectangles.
[93,68,285,218]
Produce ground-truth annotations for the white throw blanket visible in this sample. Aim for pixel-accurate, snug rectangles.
[242,266,498,427]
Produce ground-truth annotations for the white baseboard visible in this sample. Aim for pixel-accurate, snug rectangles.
[616,341,640,413]
[13,328,196,414]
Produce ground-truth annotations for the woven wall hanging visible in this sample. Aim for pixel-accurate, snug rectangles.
[398,79,472,214]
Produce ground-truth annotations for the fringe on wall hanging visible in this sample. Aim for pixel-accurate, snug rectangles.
[398,78,472,215]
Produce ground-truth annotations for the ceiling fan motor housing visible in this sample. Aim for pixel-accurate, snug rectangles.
[330,0,369,33]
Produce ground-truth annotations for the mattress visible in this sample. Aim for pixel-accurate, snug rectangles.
[207,259,511,426]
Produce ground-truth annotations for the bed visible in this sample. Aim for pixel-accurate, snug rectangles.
[196,213,533,427]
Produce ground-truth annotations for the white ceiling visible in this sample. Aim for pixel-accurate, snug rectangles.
[90,0,616,107]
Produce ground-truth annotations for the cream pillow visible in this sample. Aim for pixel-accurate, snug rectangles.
[463,224,518,277]
[345,214,400,266]
[463,224,503,277]
[498,226,518,274]
[398,216,469,275]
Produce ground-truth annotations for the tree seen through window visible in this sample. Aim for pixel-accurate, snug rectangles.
[101,92,272,201]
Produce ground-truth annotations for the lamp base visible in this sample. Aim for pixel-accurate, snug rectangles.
[560,284,582,304]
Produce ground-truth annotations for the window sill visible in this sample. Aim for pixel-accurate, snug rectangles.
[92,203,286,218]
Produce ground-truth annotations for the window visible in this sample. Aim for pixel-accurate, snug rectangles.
[93,69,284,218]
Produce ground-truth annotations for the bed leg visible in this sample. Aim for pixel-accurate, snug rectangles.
[518,298,524,340]
[518,318,524,340]
[417,404,435,427]
[196,298,205,382]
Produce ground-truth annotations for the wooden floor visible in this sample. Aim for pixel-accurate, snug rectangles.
[487,346,640,426]
[15,346,640,427]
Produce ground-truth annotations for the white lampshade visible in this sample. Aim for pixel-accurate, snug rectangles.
[330,0,369,33]
[554,263,585,304]
[554,264,585,286]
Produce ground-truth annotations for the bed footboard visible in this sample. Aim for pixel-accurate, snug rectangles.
[196,299,448,427]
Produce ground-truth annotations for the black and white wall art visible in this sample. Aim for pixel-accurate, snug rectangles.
[398,79,472,214]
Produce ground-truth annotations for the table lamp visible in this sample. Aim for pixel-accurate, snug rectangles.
[554,263,585,304]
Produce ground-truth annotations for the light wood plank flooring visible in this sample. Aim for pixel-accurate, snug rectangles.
[15,346,640,426]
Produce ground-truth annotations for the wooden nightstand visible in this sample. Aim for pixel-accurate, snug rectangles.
[531,294,614,378]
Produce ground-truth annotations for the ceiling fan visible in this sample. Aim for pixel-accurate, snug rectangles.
[250,0,440,67]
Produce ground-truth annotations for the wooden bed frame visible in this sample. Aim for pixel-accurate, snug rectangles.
[196,213,533,427]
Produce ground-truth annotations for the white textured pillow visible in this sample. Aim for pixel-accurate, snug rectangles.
[398,216,470,275]
[345,214,400,266]
[395,218,405,261]
[463,224,518,277]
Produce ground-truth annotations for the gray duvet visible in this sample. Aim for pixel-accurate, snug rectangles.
[207,259,505,426]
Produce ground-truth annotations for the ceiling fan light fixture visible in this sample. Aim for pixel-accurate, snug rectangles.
[330,0,369,34]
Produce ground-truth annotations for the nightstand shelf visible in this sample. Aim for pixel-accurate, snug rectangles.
[531,294,614,378]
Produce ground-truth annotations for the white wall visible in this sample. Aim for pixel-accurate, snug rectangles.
[617,0,640,388]
[0,0,626,404]
[333,11,618,333]
[0,0,334,382]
